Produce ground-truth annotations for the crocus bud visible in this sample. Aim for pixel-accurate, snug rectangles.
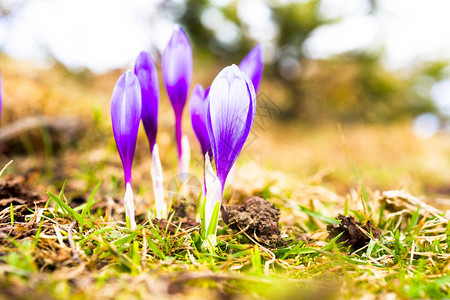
[239,44,263,94]
[206,64,256,189]
[162,25,193,173]
[134,51,159,153]
[189,84,211,157]
[111,71,142,229]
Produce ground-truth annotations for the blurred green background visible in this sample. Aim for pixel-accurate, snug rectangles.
[1,0,449,126]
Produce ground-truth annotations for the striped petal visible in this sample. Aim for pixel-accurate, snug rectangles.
[206,65,256,188]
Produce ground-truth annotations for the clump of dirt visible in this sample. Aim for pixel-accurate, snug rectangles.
[0,177,46,222]
[327,215,381,250]
[154,198,199,234]
[0,177,47,240]
[170,201,197,220]
[225,196,284,247]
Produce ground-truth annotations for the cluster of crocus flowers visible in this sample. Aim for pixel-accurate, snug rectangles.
[110,24,262,237]
[111,26,194,228]
[162,25,193,174]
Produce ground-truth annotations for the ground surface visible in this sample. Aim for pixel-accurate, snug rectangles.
[1,57,450,299]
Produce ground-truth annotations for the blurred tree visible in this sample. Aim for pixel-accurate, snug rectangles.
[170,0,445,123]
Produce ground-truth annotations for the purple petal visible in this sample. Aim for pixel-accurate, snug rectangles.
[111,71,142,185]
[162,25,193,159]
[239,44,263,93]
[134,51,159,153]
[162,25,192,115]
[189,84,211,156]
[206,65,256,188]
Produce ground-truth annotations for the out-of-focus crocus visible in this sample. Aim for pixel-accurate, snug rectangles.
[162,25,193,174]
[134,51,166,219]
[239,44,263,94]
[111,71,142,230]
[189,84,211,157]
[202,65,256,248]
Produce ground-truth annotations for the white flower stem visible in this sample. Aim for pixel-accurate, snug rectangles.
[151,144,166,219]
[124,182,136,230]
[178,134,190,174]
[203,153,223,239]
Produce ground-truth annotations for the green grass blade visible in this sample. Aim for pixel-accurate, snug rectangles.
[297,206,339,225]
[207,201,221,237]
[146,236,166,260]
[322,232,344,251]
[47,188,83,224]
[10,203,14,226]
[80,180,102,230]
[33,198,52,247]
[406,205,420,232]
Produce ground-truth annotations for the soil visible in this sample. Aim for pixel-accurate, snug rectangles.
[0,177,46,222]
[151,218,200,234]
[154,199,200,234]
[0,177,47,240]
[225,196,285,247]
[327,215,381,250]
[170,201,197,220]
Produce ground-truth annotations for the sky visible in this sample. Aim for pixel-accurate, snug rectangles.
[2,0,450,73]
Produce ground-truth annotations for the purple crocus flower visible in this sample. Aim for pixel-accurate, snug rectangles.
[162,25,193,171]
[111,70,142,229]
[134,51,167,219]
[134,51,159,153]
[202,65,256,246]
[239,44,263,93]
[206,64,256,189]
[189,84,211,157]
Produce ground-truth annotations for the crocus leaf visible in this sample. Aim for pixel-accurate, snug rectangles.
[111,71,142,185]
[189,84,211,156]
[134,51,159,153]
[239,44,263,93]
[206,65,256,188]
